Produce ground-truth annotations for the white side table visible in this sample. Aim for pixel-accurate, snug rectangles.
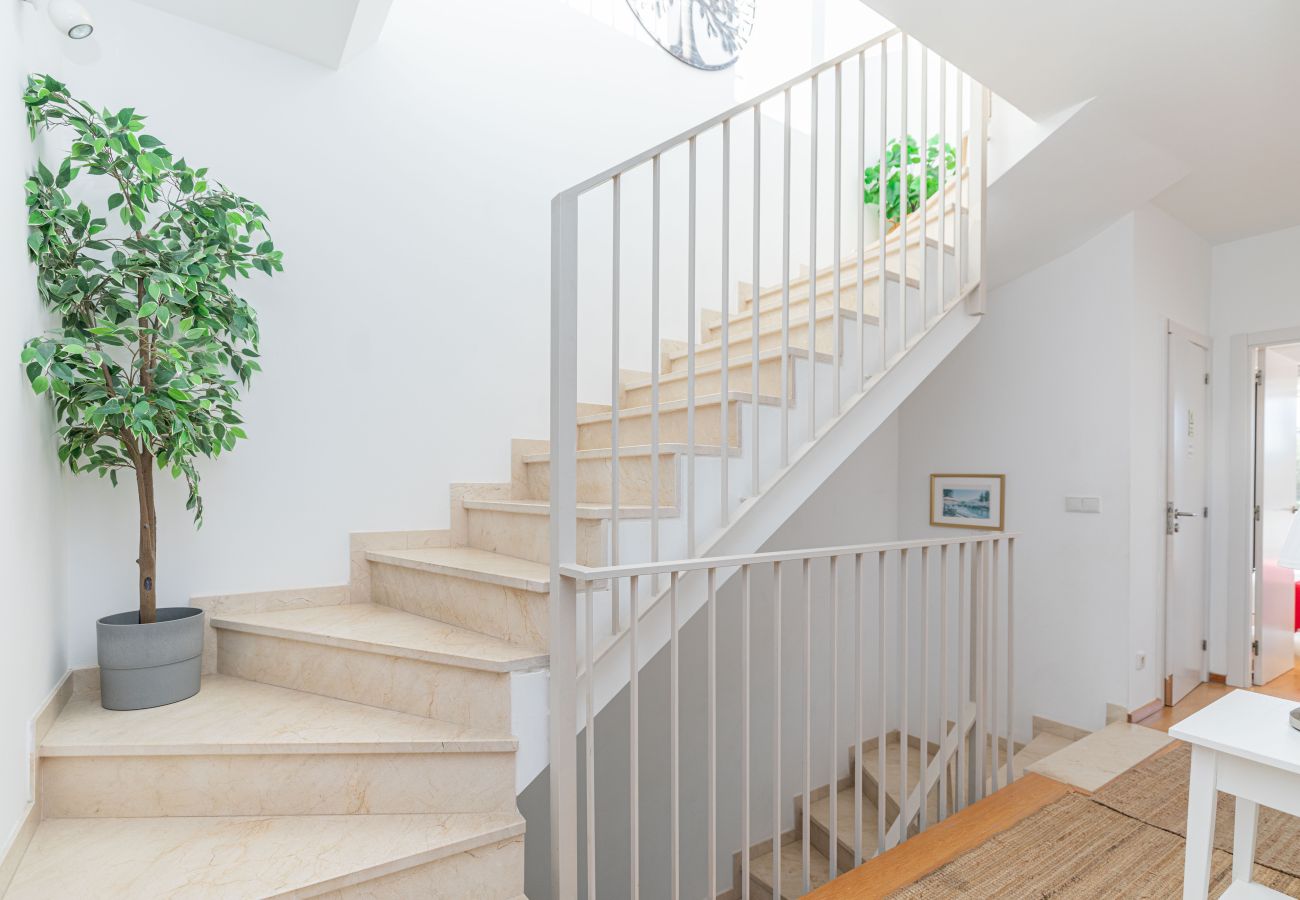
[1169,690,1300,899]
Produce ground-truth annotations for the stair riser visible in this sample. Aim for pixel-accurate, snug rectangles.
[316,834,524,899]
[808,816,857,876]
[727,289,881,343]
[579,402,742,451]
[737,241,928,315]
[369,561,548,649]
[623,356,792,409]
[215,630,512,732]
[522,454,678,506]
[41,751,516,818]
[464,507,605,567]
[688,317,838,372]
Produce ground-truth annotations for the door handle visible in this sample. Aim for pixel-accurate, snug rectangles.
[1174,510,1197,518]
[1166,502,1198,534]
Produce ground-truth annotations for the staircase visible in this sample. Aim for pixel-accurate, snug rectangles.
[7,546,545,896]
[733,725,1083,899]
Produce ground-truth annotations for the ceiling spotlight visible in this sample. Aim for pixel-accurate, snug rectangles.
[21,0,94,40]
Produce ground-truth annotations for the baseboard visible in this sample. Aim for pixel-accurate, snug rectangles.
[1127,697,1163,724]
[1,669,74,893]
[1208,672,1227,684]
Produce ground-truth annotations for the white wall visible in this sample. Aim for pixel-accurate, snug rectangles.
[1208,224,1300,679]
[19,0,887,666]
[1127,206,1210,706]
[0,3,68,868]
[896,217,1137,733]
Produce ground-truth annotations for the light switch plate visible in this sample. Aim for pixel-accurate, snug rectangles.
[1066,496,1102,514]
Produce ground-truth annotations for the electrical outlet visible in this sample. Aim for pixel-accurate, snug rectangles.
[1135,652,1147,671]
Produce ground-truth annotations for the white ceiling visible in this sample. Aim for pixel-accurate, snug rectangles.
[129,0,394,69]
[860,0,1300,244]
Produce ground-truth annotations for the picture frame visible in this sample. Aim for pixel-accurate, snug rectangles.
[930,474,1006,531]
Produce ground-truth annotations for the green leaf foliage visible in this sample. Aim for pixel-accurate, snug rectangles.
[863,134,959,225]
[21,73,284,526]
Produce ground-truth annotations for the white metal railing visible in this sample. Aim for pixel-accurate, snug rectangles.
[549,30,992,897]
[559,532,1016,897]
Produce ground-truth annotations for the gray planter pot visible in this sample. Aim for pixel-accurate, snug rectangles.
[96,607,204,711]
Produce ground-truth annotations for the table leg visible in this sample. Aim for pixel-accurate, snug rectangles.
[1182,745,1218,900]
[1232,797,1258,884]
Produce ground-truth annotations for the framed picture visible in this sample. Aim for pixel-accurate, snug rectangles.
[930,474,1006,531]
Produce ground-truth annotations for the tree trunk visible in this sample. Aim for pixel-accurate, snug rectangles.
[136,452,157,624]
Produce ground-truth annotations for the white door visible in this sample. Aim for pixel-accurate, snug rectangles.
[1165,326,1209,705]
[1253,346,1298,685]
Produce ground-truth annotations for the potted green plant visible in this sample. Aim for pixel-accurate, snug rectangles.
[863,134,958,242]
[21,75,282,710]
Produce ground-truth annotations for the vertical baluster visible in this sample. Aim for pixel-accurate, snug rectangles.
[876,39,888,375]
[854,552,864,867]
[807,73,819,442]
[856,51,866,391]
[941,59,951,310]
[919,545,930,833]
[918,46,928,330]
[650,156,661,593]
[628,572,640,898]
[973,541,984,802]
[898,547,909,842]
[972,81,989,312]
[899,35,909,351]
[833,62,842,417]
[772,560,783,899]
[610,176,622,632]
[939,543,949,821]
[585,581,596,899]
[669,571,680,899]
[828,555,840,880]
[741,563,752,900]
[956,542,968,812]
[720,120,731,528]
[954,73,964,294]
[751,106,762,496]
[876,550,887,854]
[781,88,792,468]
[687,139,697,558]
[1006,537,1016,785]
[708,566,719,896]
[802,557,812,893]
[989,539,1000,792]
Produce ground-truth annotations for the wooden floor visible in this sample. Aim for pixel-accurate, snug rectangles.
[813,655,1300,899]
[1136,660,1300,733]
[806,774,1073,900]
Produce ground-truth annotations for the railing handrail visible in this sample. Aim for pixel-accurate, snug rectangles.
[553,28,900,204]
[560,531,1019,582]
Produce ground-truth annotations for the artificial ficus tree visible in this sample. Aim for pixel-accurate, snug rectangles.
[863,135,958,226]
[21,74,283,624]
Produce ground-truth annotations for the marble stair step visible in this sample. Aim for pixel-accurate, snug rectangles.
[746,836,833,900]
[364,547,550,651]
[687,305,876,372]
[5,811,525,899]
[621,345,824,409]
[40,675,518,817]
[519,442,735,506]
[577,391,782,451]
[461,497,679,520]
[805,784,883,875]
[212,603,547,674]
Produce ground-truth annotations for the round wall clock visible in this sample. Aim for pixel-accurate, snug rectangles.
[626,0,757,71]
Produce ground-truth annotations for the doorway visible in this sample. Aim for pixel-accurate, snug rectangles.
[1251,342,1300,685]
[1164,322,1210,706]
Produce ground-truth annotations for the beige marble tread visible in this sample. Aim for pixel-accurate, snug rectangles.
[367,546,549,592]
[212,603,548,673]
[1025,721,1174,791]
[622,345,833,392]
[460,498,680,519]
[749,836,833,898]
[521,443,736,463]
[41,674,517,757]
[575,390,783,425]
[692,303,878,348]
[5,812,524,899]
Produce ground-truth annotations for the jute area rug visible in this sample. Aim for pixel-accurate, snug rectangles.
[889,745,1300,898]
